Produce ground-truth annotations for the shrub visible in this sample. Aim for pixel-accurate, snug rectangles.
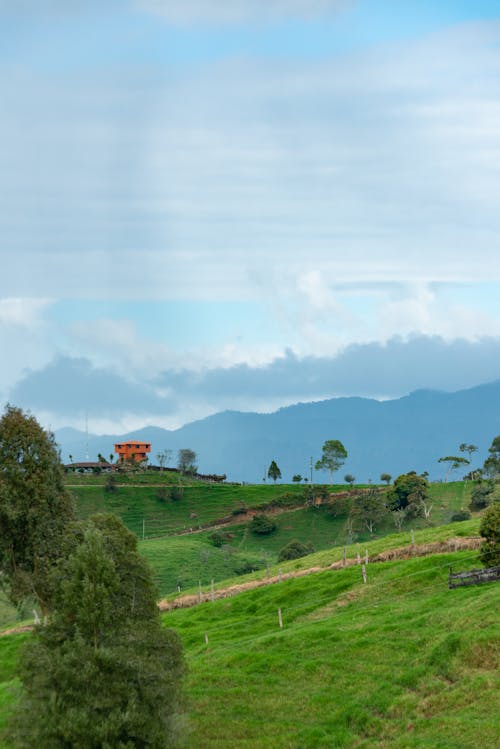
[450,510,471,522]
[104,474,117,493]
[209,530,234,547]
[469,480,495,511]
[170,486,184,501]
[277,540,315,562]
[250,514,277,535]
[479,501,500,567]
[233,558,264,575]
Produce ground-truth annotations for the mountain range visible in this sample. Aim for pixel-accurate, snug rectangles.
[55,380,500,483]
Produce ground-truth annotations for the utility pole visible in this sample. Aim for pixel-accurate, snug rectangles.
[310,456,313,484]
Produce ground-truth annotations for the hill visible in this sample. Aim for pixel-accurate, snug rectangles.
[1,528,499,748]
[55,380,500,482]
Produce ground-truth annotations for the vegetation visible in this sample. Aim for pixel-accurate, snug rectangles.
[479,502,500,567]
[250,514,277,536]
[277,539,314,562]
[387,471,428,518]
[7,514,185,748]
[0,406,75,616]
[315,439,347,483]
[177,448,197,475]
[267,460,281,483]
[483,435,500,478]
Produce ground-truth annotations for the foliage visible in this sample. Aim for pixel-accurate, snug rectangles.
[344,473,355,487]
[315,439,348,483]
[380,472,392,485]
[350,489,388,534]
[0,405,75,615]
[267,460,281,483]
[438,455,470,481]
[177,448,197,475]
[451,510,471,522]
[209,529,234,547]
[483,435,500,478]
[469,480,496,511]
[249,514,277,535]
[277,540,314,562]
[387,471,428,518]
[292,474,303,483]
[8,514,185,748]
[478,501,500,567]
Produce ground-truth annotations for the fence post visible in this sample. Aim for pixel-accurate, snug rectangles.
[362,564,367,584]
[343,546,347,567]
[198,581,202,604]
[211,579,215,603]
[278,608,283,628]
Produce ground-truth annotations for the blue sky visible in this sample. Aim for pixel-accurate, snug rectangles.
[2,0,500,432]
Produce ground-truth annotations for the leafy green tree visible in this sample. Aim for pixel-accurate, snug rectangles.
[344,473,356,489]
[437,455,469,482]
[250,514,277,535]
[315,440,347,484]
[380,473,392,485]
[157,449,173,471]
[387,471,428,518]
[177,448,197,475]
[292,474,303,483]
[267,460,281,483]
[483,436,500,478]
[478,501,500,567]
[10,514,185,748]
[350,488,388,535]
[0,405,75,616]
[469,479,496,511]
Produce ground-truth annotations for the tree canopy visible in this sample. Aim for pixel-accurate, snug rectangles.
[267,460,281,483]
[387,471,428,518]
[483,436,500,478]
[0,405,75,614]
[10,514,185,748]
[315,440,347,483]
[177,448,197,475]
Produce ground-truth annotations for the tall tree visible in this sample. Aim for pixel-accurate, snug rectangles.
[483,436,500,478]
[10,514,185,748]
[387,471,428,518]
[267,460,281,483]
[177,448,197,475]
[437,455,469,482]
[0,405,75,615]
[157,449,173,471]
[350,488,387,535]
[380,473,392,486]
[315,440,348,484]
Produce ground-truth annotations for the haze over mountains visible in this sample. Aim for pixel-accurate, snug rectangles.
[55,380,500,483]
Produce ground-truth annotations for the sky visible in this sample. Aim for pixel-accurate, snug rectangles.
[2,0,500,434]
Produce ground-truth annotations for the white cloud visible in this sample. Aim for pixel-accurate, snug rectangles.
[138,0,348,25]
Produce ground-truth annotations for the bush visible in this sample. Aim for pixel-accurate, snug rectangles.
[250,514,277,535]
[277,540,315,562]
[479,502,500,567]
[170,486,184,501]
[209,530,234,547]
[469,480,495,511]
[233,558,264,575]
[450,510,471,522]
[104,474,117,493]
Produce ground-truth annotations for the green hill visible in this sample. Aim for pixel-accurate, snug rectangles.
[1,533,498,748]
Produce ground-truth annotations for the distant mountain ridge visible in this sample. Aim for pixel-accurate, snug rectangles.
[55,380,500,483]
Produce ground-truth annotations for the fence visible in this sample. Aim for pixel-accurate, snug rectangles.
[448,565,500,589]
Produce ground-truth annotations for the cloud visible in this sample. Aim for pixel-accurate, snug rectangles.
[8,356,174,420]
[8,336,500,431]
[138,0,348,25]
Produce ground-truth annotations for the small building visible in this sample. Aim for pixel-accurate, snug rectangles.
[114,440,151,463]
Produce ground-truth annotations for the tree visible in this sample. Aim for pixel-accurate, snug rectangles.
[315,440,347,484]
[344,474,356,489]
[0,405,75,616]
[459,443,478,479]
[267,460,281,483]
[387,471,428,518]
[10,514,185,748]
[478,502,500,567]
[292,474,303,483]
[380,473,392,485]
[177,448,197,475]
[157,449,173,471]
[350,488,388,535]
[438,455,469,482]
[250,514,277,535]
[483,436,500,478]
[469,479,497,511]
[278,540,314,562]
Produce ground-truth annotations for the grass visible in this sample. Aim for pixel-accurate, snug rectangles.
[0,528,497,748]
[162,549,500,748]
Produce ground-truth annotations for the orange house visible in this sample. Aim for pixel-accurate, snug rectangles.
[114,440,151,463]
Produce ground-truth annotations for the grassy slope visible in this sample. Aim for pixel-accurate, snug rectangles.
[2,546,497,749]
[165,549,499,748]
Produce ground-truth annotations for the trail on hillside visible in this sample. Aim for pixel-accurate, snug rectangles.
[158,536,482,612]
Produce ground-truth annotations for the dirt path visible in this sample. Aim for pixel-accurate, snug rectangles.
[158,536,482,612]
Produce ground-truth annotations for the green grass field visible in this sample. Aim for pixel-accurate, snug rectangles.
[1,542,498,748]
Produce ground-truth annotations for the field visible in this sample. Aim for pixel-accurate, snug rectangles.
[1,537,498,748]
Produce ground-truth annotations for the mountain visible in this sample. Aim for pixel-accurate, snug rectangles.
[55,380,500,482]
